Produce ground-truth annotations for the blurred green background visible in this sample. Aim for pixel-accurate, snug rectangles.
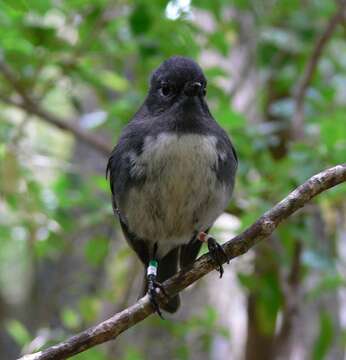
[0,0,346,359]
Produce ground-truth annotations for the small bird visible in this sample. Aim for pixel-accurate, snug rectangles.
[107,56,238,316]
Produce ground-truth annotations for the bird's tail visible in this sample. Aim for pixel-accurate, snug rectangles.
[141,247,180,313]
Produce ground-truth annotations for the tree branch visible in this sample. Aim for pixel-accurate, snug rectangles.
[292,1,346,137]
[20,164,346,360]
[0,61,112,156]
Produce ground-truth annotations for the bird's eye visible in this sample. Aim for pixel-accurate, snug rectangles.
[160,83,171,96]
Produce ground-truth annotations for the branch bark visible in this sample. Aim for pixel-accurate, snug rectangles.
[292,1,346,138]
[0,61,112,156]
[19,163,346,360]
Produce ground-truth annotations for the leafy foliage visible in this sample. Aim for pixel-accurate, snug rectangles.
[0,1,345,359]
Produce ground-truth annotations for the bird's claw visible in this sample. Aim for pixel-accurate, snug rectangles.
[147,276,168,319]
[207,237,229,278]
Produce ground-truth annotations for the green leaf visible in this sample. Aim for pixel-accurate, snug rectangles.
[98,70,129,92]
[204,66,228,78]
[34,235,65,258]
[308,275,346,300]
[129,4,153,35]
[312,312,334,360]
[208,31,230,56]
[123,348,145,360]
[28,0,52,13]
[61,308,81,330]
[318,110,346,164]
[191,0,221,18]
[79,297,101,323]
[1,0,29,13]
[6,320,31,347]
[22,24,60,49]
[84,237,109,266]
[214,107,246,131]
[1,149,20,194]
[238,273,259,291]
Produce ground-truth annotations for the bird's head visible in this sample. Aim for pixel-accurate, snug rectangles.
[145,56,208,116]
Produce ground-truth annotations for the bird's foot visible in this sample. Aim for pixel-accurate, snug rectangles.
[198,232,229,278]
[147,260,168,319]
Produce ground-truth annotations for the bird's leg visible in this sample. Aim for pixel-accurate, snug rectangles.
[198,232,230,278]
[147,260,168,318]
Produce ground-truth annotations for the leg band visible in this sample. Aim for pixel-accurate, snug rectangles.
[147,260,158,276]
[198,232,211,243]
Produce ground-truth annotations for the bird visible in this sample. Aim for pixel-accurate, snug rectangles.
[106,56,238,316]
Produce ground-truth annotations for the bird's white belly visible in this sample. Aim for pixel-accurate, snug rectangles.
[122,133,229,256]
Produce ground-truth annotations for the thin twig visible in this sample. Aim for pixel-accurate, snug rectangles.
[292,2,346,137]
[19,164,346,360]
[0,61,112,156]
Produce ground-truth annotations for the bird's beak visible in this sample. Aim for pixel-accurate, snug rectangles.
[183,82,202,97]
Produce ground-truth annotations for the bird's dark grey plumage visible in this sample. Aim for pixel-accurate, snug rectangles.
[107,56,238,314]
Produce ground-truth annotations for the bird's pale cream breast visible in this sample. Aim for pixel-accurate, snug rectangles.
[121,132,230,256]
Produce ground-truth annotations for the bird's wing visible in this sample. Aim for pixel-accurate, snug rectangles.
[214,131,238,188]
[106,123,149,264]
[106,118,148,213]
[119,218,150,265]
